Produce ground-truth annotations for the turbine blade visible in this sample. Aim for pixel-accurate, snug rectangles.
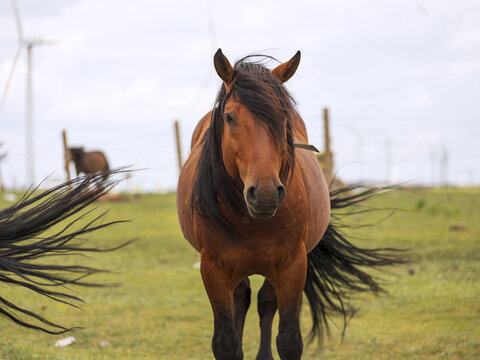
[39,39,62,46]
[1,46,23,108]
[11,0,24,42]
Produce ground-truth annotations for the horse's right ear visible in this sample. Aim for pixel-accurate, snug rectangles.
[214,49,235,89]
[272,51,301,83]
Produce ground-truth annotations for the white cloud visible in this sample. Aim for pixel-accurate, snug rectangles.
[405,86,432,109]
[1,0,480,189]
[448,11,480,50]
[449,59,480,76]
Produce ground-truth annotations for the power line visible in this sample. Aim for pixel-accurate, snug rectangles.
[334,103,480,122]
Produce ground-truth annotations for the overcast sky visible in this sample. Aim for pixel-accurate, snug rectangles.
[1,0,479,191]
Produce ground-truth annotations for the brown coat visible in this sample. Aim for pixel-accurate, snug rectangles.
[69,147,109,179]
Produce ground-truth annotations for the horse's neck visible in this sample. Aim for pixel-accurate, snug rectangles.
[291,113,309,144]
[191,111,213,150]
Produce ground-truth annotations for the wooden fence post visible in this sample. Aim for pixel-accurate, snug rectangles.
[62,130,71,181]
[323,108,333,185]
[174,120,183,173]
[0,142,6,191]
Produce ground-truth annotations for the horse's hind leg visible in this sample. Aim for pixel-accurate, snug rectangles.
[234,277,251,344]
[256,279,277,360]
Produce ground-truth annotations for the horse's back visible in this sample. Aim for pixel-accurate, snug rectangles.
[82,151,109,173]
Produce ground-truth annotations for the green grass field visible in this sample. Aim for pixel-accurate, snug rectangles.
[0,187,479,359]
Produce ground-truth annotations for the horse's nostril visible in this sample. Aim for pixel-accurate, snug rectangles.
[277,185,286,204]
[246,186,256,205]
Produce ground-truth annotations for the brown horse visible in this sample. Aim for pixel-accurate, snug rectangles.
[177,49,404,360]
[69,147,110,181]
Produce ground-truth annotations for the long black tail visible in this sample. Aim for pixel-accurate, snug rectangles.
[303,185,407,343]
[0,171,131,334]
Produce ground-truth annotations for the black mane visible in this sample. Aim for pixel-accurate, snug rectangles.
[192,55,297,242]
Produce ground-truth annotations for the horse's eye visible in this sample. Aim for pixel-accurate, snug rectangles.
[224,113,235,124]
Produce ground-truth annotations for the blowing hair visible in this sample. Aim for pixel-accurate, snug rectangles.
[303,185,408,343]
[0,170,131,334]
[192,55,297,242]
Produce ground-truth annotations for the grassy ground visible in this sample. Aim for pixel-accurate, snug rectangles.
[0,187,479,359]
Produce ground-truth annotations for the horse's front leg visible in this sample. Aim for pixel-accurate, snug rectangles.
[271,244,307,360]
[200,251,243,360]
[256,279,277,360]
[234,277,251,345]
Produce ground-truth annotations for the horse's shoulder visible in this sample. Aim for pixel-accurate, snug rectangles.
[191,111,212,149]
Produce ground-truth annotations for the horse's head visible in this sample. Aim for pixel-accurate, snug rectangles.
[213,49,300,219]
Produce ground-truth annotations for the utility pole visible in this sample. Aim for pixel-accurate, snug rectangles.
[346,125,363,182]
[385,138,392,185]
[440,144,448,186]
[430,146,436,186]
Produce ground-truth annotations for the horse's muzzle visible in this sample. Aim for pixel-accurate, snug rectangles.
[244,182,286,219]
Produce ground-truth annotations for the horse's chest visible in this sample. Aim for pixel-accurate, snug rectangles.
[213,239,304,280]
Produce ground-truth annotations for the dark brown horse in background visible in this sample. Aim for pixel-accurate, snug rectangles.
[0,172,129,333]
[69,147,110,182]
[177,49,405,360]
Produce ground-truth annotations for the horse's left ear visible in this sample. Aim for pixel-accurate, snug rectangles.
[272,51,301,83]
[214,48,236,89]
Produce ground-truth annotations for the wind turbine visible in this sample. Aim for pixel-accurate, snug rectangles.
[1,0,58,185]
